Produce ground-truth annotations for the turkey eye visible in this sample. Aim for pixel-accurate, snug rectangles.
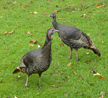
[52,30,54,32]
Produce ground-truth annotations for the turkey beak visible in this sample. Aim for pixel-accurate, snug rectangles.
[50,15,52,17]
[53,29,59,33]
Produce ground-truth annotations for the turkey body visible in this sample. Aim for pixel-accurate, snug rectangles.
[50,13,101,61]
[13,28,58,88]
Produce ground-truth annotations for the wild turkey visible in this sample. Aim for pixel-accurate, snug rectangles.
[50,12,101,61]
[12,28,59,88]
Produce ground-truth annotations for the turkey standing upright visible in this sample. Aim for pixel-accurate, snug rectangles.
[13,28,59,88]
[50,13,101,61]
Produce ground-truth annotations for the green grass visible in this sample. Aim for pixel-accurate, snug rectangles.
[0,0,108,98]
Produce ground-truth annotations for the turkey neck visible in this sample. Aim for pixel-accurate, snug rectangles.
[52,17,58,29]
[42,34,51,55]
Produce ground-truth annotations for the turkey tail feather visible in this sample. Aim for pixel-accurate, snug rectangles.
[92,48,101,57]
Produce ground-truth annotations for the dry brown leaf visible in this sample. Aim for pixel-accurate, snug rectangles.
[13,1,17,5]
[74,71,77,75]
[2,6,7,9]
[96,4,101,8]
[60,43,64,46]
[50,85,56,87]
[38,44,42,48]
[56,81,60,83]
[30,40,37,44]
[9,31,15,34]
[58,18,63,20]
[26,31,31,34]
[40,38,43,40]
[57,62,59,65]
[82,76,85,79]
[29,43,34,47]
[67,63,71,67]
[93,73,105,80]
[3,31,8,34]
[87,62,92,65]
[47,0,50,2]
[76,90,78,94]
[58,37,61,40]
[99,95,103,98]
[54,10,60,13]
[81,14,86,17]
[64,93,68,97]
[101,91,105,95]
[5,47,9,50]
[18,21,20,23]
[30,34,34,37]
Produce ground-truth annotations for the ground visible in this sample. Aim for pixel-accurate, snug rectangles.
[0,0,108,98]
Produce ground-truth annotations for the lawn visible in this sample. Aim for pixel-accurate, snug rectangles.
[0,0,108,98]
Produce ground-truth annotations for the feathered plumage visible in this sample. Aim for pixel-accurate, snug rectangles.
[50,13,101,61]
[13,28,59,88]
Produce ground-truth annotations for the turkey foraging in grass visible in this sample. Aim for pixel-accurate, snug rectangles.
[50,12,101,61]
[13,28,59,88]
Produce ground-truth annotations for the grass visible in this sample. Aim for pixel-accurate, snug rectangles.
[0,0,108,98]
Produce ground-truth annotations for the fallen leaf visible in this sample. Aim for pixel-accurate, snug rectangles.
[72,11,75,13]
[3,31,8,34]
[58,18,63,20]
[76,90,78,94]
[9,31,15,34]
[34,12,38,14]
[60,43,64,46]
[30,12,38,14]
[93,73,105,79]
[50,85,56,87]
[29,40,37,44]
[72,65,74,69]
[2,6,7,9]
[54,10,60,13]
[67,63,71,67]
[29,43,34,47]
[56,5,59,7]
[38,44,42,48]
[18,21,20,23]
[56,81,60,83]
[99,95,103,98]
[90,69,96,73]
[74,71,77,75]
[58,37,61,40]
[30,34,34,37]
[13,1,17,5]
[102,41,104,44]
[89,10,92,13]
[5,47,9,50]
[88,83,94,86]
[47,0,50,2]
[18,76,21,78]
[87,33,90,36]
[86,52,89,54]
[82,76,85,79]
[87,62,92,65]
[64,93,68,97]
[101,91,105,95]
[57,62,59,65]
[96,4,101,8]
[40,38,43,40]
[81,14,86,17]
[26,31,31,34]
